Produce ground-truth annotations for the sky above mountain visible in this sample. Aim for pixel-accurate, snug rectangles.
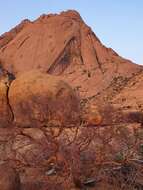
[0,0,142,64]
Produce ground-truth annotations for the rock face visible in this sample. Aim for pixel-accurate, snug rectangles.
[0,164,21,190]
[0,69,13,127]
[9,70,80,127]
[0,19,30,49]
[0,10,142,99]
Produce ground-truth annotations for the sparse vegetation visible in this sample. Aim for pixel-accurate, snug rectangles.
[21,104,142,190]
[127,111,143,125]
[0,8,143,189]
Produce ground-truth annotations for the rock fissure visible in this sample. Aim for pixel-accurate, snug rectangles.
[47,37,76,75]
[17,36,30,49]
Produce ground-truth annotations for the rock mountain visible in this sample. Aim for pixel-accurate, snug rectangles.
[0,10,142,103]
[0,10,143,190]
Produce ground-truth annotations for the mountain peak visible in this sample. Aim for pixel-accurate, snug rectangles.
[60,10,82,20]
[36,10,82,23]
[0,10,142,99]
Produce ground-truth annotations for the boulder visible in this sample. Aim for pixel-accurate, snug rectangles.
[83,104,102,126]
[9,70,80,127]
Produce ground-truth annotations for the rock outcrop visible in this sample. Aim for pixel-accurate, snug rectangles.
[83,104,103,126]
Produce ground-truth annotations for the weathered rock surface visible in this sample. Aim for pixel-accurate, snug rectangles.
[0,19,30,49]
[9,70,80,127]
[0,164,21,190]
[0,127,76,189]
[0,10,142,190]
[111,71,143,112]
[0,10,142,100]
[0,69,13,127]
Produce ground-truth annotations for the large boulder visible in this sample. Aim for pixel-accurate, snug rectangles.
[9,70,80,127]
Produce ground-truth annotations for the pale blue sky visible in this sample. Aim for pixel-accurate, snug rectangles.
[0,1,142,64]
